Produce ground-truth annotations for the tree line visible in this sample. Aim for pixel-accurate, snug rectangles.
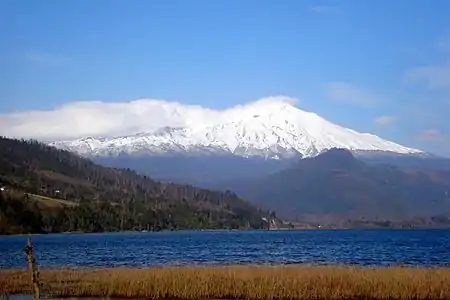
[0,137,270,234]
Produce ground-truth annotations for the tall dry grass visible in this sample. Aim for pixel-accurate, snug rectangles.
[1,265,450,299]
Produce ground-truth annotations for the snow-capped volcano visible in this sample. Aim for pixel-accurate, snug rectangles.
[49,97,424,159]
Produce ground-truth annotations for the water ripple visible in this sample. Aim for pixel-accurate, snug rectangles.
[1,230,450,269]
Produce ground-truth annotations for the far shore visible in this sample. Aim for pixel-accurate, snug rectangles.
[1,265,450,299]
[2,226,450,237]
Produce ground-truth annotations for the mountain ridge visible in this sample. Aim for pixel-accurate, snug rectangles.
[48,97,424,159]
[217,148,450,227]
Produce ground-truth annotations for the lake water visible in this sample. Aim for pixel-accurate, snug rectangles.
[1,230,450,269]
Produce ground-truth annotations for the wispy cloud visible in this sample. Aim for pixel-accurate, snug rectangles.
[325,82,380,107]
[417,128,441,141]
[416,130,450,157]
[403,65,450,89]
[402,33,450,90]
[0,96,299,140]
[401,36,450,156]
[24,52,68,67]
[309,4,339,13]
[374,116,396,126]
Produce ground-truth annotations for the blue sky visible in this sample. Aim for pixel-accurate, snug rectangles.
[1,0,450,156]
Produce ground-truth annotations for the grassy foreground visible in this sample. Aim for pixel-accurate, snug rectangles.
[1,266,450,299]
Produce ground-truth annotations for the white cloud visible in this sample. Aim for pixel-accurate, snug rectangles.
[309,4,339,13]
[374,116,396,126]
[325,82,380,107]
[241,95,300,107]
[416,130,450,157]
[417,128,440,141]
[24,52,67,67]
[403,65,450,89]
[0,96,299,141]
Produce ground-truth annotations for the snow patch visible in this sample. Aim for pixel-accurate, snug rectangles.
[49,98,424,159]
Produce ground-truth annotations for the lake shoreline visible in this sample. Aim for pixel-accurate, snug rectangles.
[1,265,450,299]
[3,227,450,237]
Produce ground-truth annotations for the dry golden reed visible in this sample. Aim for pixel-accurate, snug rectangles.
[1,265,450,299]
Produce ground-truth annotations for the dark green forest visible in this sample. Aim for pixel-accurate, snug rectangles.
[223,148,450,227]
[0,137,271,234]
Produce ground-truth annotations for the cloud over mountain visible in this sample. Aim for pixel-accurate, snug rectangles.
[0,96,298,140]
[374,116,396,126]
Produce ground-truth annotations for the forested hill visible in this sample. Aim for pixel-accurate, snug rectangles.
[0,137,271,234]
[221,148,450,227]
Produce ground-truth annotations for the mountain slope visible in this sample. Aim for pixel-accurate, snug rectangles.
[0,137,271,234]
[218,149,450,227]
[49,98,424,159]
[95,155,294,187]
[356,151,450,171]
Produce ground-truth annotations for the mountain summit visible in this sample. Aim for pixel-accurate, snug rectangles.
[49,97,423,159]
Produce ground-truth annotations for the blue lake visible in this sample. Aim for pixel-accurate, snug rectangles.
[1,230,450,269]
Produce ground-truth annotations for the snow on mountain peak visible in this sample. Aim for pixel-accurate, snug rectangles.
[233,96,299,110]
[48,96,424,159]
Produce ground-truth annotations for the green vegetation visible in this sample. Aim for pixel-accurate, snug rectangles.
[0,137,270,234]
[228,148,450,227]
